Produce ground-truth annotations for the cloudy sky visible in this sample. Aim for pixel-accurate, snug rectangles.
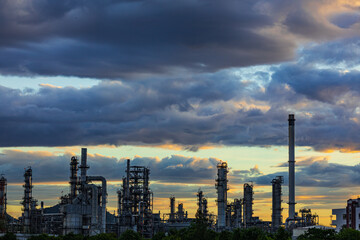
[1,0,360,225]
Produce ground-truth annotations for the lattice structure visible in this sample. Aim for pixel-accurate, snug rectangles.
[118,159,153,238]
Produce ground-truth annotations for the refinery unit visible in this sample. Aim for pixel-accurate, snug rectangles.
[0,114,323,237]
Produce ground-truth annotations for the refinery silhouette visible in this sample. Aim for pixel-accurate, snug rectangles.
[0,115,357,239]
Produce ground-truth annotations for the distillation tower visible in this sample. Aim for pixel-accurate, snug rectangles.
[231,199,242,228]
[22,167,33,233]
[215,162,228,230]
[243,183,253,227]
[271,176,283,231]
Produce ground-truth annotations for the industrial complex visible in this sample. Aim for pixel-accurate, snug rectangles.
[0,114,356,238]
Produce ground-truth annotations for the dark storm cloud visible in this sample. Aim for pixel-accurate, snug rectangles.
[0,149,217,184]
[2,61,360,151]
[0,0,345,78]
[3,32,360,151]
[231,158,360,188]
[0,71,284,148]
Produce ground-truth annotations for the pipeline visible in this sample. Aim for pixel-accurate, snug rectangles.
[88,176,107,233]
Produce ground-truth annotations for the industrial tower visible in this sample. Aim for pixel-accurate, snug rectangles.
[288,114,296,221]
[272,176,283,231]
[243,183,254,227]
[216,161,228,229]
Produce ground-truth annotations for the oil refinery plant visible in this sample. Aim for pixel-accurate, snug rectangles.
[0,115,327,238]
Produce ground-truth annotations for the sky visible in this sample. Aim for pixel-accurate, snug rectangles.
[1,0,360,226]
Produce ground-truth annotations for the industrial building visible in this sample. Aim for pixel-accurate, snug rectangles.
[0,114,325,237]
[332,198,360,231]
[60,148,107,235]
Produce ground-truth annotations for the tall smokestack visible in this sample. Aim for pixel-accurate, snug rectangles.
[80,148,88,184]
[288,114,296,220]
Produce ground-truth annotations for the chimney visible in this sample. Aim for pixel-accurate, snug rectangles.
[288,114,296,220]
[80,148,88,184]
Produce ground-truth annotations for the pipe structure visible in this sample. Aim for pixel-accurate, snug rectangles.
[69,156,79,202]
[288,114,296,220]
[216,161,228,229]
[89,184,99,233]
[0,175,7,219]
[88,176,107,234]
[22,167,33,233]
[272,176,284,231]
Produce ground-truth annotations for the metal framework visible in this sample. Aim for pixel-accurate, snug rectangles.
[118,159,153,238]
[197,190,208,217]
